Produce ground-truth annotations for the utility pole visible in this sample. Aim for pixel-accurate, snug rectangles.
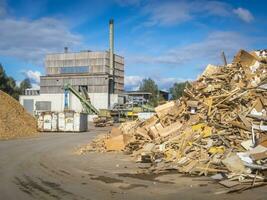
[221,51,227,66]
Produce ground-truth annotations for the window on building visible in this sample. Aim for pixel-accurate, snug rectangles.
[36,101,51,111]
[78,85,88,93]
[60,66,89,74]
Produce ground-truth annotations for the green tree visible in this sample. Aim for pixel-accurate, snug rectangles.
[0,64,8,91]
[0,63,25,100]
[0,64,17,95]
[170,81,188,100]
[20,78,32,95]
[139,78,159,106]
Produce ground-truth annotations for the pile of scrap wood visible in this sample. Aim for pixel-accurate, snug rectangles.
[93,116,113,127]
[82,49,267,191]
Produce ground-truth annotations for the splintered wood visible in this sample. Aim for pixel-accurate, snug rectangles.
[83,49,267,192]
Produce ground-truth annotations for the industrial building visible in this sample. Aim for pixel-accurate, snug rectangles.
[20,20,124,115]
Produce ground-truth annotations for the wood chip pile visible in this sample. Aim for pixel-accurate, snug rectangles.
[81,49,267,192]
[0,90,37,140]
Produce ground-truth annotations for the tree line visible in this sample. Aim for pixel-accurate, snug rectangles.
[138,78,189,107]
[0,64,32,100]
[0,63,187,104]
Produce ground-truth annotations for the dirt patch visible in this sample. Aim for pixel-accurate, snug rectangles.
[0,90,37,140]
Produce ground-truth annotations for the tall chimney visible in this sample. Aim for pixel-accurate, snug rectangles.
[109,19,114,78]
[108,19,115,100]
[108,19,115,108]
[64,47,68,53]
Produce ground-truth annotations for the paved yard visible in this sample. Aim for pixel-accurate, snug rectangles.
[0,127,266,200]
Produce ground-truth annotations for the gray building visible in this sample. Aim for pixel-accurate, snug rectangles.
[20,20,125,114]
[41,50,124,94]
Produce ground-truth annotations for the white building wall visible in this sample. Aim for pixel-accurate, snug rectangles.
[20,94,65,112]
[19,93,120,114]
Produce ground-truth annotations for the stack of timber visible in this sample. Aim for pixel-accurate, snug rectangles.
[80,49,267,192]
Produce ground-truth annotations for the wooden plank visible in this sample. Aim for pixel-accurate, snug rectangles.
[155,101,176,118]
[157,121,183,137]
[105,135,125,151]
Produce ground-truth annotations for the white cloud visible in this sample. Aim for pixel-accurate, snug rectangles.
[131,31,251,67]
[0,17,82,65]
[23,70,41,84]
[161,31,250,65]
[233,7,254,23]
[125,75,144,89]
[125,75,190,91]
[31,83,40,90]
[156,77,191,91]
[143,1,192,26]
[143,0,231,26]
[201,1,231,17]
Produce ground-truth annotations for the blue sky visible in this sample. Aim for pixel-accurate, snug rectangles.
[0,0,266,90]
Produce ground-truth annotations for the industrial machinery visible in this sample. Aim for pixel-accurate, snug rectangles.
[64,83,99,115]
[64,84,113,127]
[64,84,155,126]
[111,101,154,121]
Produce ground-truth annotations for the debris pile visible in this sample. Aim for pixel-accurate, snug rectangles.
[81,49,267,191]
[93,116,113,127]
[0,90,37,140]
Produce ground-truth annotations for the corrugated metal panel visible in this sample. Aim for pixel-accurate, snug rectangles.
[45,51,124,76]
[40,85,109,94]
[41,50,124,94]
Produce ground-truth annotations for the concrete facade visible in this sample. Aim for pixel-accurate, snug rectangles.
[20,93,120,114]
[42,51,124,94]
[19,50,124,114]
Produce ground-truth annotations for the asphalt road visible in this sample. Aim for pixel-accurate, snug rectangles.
[0,127,266,200]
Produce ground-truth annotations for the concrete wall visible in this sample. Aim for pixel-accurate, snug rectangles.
[40,74,110,94]
[44,51,124,94]
[45,51,124,76]
[19,93,121,114]
[20,94,65,113]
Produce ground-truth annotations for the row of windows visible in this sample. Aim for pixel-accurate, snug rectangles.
[60,66,89,74]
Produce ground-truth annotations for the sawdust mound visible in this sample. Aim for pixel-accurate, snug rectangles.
[0,90,37,140]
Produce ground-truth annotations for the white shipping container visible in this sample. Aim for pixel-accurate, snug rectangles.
[43,113,52,131]
[65,112,74,131]
[38,111,87,132]
[58,112,65,131]
[37,113,44,131]
[51,113,58,131]
[74,113,80,132]
[74,113,87,132]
